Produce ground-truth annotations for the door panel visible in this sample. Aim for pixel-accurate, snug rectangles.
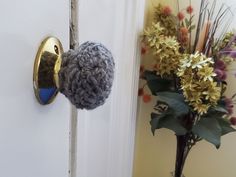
[0,1,70,177]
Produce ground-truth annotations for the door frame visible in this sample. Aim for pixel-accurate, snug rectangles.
[105,0,146,177]
[76,0,145,176]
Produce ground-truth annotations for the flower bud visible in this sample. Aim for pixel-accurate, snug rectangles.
[143,94,152,103]
[230,117,236,125]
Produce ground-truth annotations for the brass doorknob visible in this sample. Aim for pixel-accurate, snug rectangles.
[33,36,115,109]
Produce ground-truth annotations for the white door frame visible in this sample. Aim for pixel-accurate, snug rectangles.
[106,0,146,177]
[76,0,145,177]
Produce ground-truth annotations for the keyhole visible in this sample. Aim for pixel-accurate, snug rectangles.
[54,45,59,55]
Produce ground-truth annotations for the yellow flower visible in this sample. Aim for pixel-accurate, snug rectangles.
[143,22,181,76]
[177,52,221,114]
[154,4,177,37]
[197,66,216,81]
[185,90,203,104]
[207,82,221,102]
[192,103,211,115]
[144,22,164,49]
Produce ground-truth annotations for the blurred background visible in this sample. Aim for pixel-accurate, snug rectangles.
[133,0,236,177]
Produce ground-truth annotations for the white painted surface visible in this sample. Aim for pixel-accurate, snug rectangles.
[133,1,236,177]
[0,1,70,177]
[76,0,145,177]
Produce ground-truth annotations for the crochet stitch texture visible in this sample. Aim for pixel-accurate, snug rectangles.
[59,41,115,109]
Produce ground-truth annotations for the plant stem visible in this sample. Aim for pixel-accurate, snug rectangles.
[189,0,192,53]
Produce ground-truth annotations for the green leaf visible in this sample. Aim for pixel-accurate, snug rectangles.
[185,19,190,27]
[189,25,196,31]
[143,70,158,80]
[150,113,187,135]
[147,79,173,95]
[204,107,235,136]
[150,113,166,135]
[213,106,228,114]
[207,106,228,117]
[156,92,189,117]
[217,118,236,136]
[192,117,221,148]
[143,71,173,95]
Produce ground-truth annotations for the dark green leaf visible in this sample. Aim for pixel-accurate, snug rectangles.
[192,117,221,148]
[150,113,166,135]
[150,112,187,135]
[217,118,236,136]
[198,111,235,136]
[159,114,187,135]
[156,92,189,117]
[213,106,228,114]
[147,79,173,95]
[143,70,158,80]
[207,106,228,117]
[143,71,173,95]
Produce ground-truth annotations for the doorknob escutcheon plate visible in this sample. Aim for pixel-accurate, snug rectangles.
[33,36,63,105]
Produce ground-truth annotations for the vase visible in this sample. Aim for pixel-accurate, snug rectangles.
[170,172,185,177]
[173,135,191,177]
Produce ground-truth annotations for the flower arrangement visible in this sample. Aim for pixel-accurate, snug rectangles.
[139,1,236,177]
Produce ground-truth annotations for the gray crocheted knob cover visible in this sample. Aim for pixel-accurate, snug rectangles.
[59,41,115,110]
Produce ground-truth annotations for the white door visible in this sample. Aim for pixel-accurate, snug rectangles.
[0,0,145,177]
[0,1,70,177]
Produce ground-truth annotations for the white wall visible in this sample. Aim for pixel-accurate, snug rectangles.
[133,1,236,177]
[76,0,145,177]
